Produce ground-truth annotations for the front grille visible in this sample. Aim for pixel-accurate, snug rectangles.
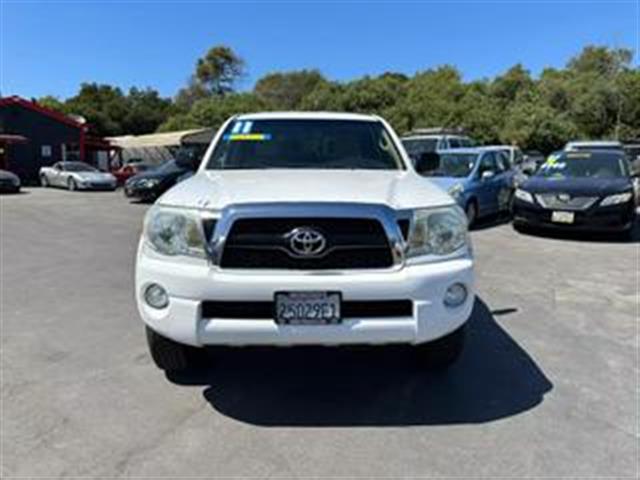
[201,300,413,319]
[219,217,393,270]
[535,193,598,210]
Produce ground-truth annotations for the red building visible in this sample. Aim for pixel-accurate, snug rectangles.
[0,96,117,184]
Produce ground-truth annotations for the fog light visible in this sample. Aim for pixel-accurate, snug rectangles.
[444,283,467,308]
[144,283,169,309]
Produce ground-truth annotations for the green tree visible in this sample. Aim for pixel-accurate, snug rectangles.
[195,45,246,96]
[254,70,326,110]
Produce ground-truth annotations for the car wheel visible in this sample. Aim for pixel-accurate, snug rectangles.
[465,201,477,228]
[40,175,49,187]
[68,178,77,191]
[414,324,466,370]
[145,327,206,372]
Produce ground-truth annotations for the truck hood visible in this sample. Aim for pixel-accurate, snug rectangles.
[158,170,454,211]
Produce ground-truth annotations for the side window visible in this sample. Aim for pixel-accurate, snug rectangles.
[438,138,449,150]
[478,153,497,176]
[514,149,523,165]
[53,163,62,171]
[459,138,471,148]
[449,137,461,149]
[495,152,508,172]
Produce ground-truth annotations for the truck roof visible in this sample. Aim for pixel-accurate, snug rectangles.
[235,111,381,122]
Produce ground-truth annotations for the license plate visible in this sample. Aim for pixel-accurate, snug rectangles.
[275,291,341,325]
[551,211,575,224]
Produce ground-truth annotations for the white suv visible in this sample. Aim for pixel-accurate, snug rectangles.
[136,112,475,372]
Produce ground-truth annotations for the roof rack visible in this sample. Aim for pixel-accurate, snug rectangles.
[404,127,467,136]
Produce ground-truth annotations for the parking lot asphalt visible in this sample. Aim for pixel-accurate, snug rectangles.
[1,188,638,478]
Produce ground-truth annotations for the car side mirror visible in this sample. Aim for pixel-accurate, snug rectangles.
[175,150,200,171]
[414,152,440,175]
[481,170,495,180]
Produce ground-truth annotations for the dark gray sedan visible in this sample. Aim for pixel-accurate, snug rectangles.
[0,169,21,193]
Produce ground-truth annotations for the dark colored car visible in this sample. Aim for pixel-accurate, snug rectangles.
[113,162,155,186]
[0,169,21,193]
[124,160,193,202]
[512,150,637,238]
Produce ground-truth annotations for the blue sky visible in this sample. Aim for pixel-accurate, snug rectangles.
[1,1,638,100]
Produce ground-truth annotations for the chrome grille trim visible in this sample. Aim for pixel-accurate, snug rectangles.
[535,194,598,211]
[207,202,410,272]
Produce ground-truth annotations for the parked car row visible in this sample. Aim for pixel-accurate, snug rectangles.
[33,157,193,202]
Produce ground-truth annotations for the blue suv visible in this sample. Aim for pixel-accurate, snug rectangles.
[415,148,518,226]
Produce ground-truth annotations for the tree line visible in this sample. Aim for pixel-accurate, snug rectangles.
[37,44,639,154]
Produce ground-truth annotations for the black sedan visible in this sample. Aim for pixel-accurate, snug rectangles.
[124,160,193,202]
[512,150,637,238]
[0,169,21,193]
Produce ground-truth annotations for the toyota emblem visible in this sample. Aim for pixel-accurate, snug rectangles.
[557,193,571,202]
[287,227,326,257]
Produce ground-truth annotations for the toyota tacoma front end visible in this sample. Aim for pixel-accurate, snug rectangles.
[135,112,475,372]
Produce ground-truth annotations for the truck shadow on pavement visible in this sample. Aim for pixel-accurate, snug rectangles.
[168,298,553,427]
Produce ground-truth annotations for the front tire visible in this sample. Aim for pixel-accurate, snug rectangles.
[465,201,478,228]
[40,175,49,187]
[145,327,206,372]
[68,178,77,191]
[414,324,466,370]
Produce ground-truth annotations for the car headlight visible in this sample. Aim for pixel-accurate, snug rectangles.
[140,178,160,188]
[447,183,464,200]
[143,206,208,258]
[407,206,468,258]
[600,192,633,206]
[514,188,534,203]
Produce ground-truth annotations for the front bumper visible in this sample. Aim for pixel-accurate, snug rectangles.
[78,181,116,190]
[0,183,20,193]
[513,198,635,232]
[135,242,475,347]
[125,184,160,200]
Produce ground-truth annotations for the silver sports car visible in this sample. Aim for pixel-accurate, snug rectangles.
[39,161,117,191]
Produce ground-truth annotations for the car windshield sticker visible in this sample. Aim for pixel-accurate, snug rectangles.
[223,133,272,141]
[231,122,243,134]
[540,157,566,171]
[567,152,591,159]
[242,121,253,134]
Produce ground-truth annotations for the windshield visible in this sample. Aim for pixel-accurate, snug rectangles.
[207,119,404,170]
[536,152,628,179]
[156,160,180,173]
[63,162,97,172]
[402,138,439,156]
[430,153,478,178]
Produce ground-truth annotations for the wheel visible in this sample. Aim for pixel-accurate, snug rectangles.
[40,175,49,187]
[145,326,206,372]
[68,178,77,191]
[465,201,478,228]
[414,324,466,370]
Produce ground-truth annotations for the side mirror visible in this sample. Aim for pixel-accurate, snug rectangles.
[415,152,440,175]
[175,150,199,171]
[481,170,495,180]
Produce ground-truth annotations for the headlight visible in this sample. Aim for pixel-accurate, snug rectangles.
[144,206,208,258]
[600,192,632,206]
[447,183,464,200]
[407,206,468,258]
[515,188,534,203]
[140,178,160,188]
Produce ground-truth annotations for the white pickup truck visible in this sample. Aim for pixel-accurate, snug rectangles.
[136,112,475,372]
